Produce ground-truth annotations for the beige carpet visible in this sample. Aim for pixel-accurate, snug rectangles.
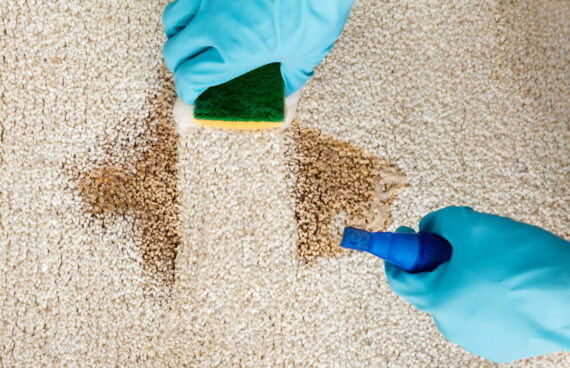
[1,0,569,366]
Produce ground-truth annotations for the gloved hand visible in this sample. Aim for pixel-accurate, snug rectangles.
[386,206,570,363]
[163,0,355,104]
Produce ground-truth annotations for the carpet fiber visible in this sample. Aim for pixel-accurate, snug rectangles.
[1,0,569,366]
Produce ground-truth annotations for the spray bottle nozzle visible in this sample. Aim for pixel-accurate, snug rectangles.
[341,227,452,273]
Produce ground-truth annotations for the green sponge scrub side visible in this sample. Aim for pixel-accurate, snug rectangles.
[194,63,285,122]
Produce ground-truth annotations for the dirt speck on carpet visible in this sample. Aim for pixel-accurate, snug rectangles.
[287,125,408,262]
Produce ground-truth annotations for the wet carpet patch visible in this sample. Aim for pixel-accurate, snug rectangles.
[287,125,407,263]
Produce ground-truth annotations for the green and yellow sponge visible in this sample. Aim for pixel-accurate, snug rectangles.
[173,63,300,133]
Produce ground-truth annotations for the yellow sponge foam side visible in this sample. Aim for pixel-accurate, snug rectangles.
[192,119,284,130]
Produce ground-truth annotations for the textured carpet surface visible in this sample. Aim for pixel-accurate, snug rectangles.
[1,0,569,367]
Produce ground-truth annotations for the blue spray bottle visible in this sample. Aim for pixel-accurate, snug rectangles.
[341,227,452,273]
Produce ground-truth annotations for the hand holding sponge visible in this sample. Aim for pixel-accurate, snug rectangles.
[163,0,355,131]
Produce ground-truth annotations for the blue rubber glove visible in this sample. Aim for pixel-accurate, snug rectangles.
[386,206,570,363]
[163,0,355,104]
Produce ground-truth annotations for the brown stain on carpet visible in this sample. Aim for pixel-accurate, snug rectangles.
[288,125,407,263]
[68,70,180,298]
